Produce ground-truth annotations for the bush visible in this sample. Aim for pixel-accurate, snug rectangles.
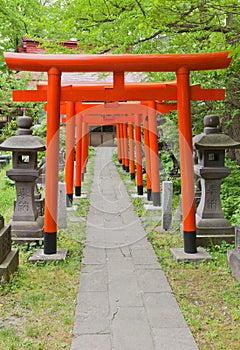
[221,158,240,224]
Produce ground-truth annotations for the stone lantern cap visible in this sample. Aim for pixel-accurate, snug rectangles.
[0,115,45,151]
[193,114,240,150]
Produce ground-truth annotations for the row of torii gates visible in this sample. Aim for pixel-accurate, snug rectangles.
[4,51,231,255]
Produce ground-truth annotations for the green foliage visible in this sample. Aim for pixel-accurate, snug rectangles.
[0,0,239,149]
[0,162,15,222]
[221,158,240,224]
[132,197,145,217]
[29,0,239,55]
[0,0,45,70]
[0,71,45,141]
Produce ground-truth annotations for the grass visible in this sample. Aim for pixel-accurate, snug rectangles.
[0,152,95,350]
[147,230,240,350]
[114,152,240,350]
[1,149,240,349]
[0,163,15,223]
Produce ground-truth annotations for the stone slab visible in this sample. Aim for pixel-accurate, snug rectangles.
[81,246,106,264]
[136,269,172,293]
[0,248,19,283]
[144,204,162,212]
[227,249,240,282]
[0,224,11,263]
[170,247,211,263]
[143,292,187,328]
[68,216,86,223]
[71,334,112,350]
[71,147,198,349]
[111,307,155,350]
[196,233,235,246]
[152,328,198,350]
[66,205,78,212]
[73,194,87,200]
[130,248,159,265]
[161,181,173,231]
[73,291,110,335]
[78,264,108,292]
[10,237,44,244]
[131,193,149,203]
[57,182,67,229]
[141,216,162,222]
[108,269,143,308]
[106,246,131,259]
[28,248,68,262]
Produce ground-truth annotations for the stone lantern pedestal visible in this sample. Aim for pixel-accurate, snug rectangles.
[0,115,45,243]
[193,115,240,246]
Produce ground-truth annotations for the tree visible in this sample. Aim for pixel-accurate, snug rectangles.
[0,0,48,139]
[0,0,46,69]
[1,1,239,158]
[28,0,239,55]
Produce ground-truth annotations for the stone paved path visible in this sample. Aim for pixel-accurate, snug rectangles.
[71,147,198,350]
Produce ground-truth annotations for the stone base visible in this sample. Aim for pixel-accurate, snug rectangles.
[196,217,235,246]
[11,216,44,243]
[0,248,19,283]
[74,194,87,200]
[196,234,235,246]
[29,248,68,262]
[144,204,162,212]
[170,247,211,263]
[227,249,240,282]
[66,205,78,212]
[196,227,235,246]
[131,193,149,203]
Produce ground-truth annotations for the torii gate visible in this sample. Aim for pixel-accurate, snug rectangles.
[4,51,231,256]
[57,100,178,203]
[17,79,225,207]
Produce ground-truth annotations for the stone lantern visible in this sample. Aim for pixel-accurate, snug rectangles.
[193,114,240,246]
[0,114,45,243]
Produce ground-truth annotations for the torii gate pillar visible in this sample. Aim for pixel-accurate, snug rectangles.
[44,68,61,254]
[177,67,196,253]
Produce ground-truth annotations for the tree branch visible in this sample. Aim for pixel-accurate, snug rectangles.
[130,22,231,48]
[134,0,146,17]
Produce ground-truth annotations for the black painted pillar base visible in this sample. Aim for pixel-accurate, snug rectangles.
[44,232,57,254]
[122,164,126,171]
[75,186,81,197]
[183,231,197,253]
[137,185,143,195]
[66,193,73,207]
[118,159,122,164]
[125,165,130,173]
[152,191,161,206]
[130,173,135,180]
[147,189,152,201]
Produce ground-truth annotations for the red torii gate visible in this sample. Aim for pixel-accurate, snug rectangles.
[46,98,178,204]
[46,99,172,208]
[19,80,225,205]
[4,51,231,255]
